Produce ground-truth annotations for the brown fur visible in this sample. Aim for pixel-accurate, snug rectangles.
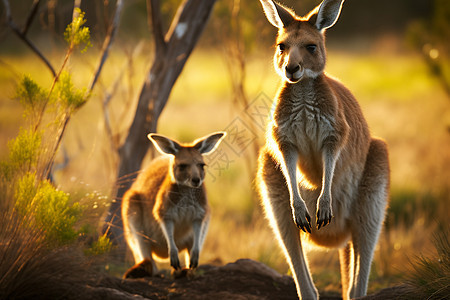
[122,132,225,278]
[257,1,390,299]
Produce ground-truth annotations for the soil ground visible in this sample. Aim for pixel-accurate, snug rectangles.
[80,259,408,300]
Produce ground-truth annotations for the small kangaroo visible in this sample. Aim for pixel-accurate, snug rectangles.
[256,0,390,299]
[122,132,226,278]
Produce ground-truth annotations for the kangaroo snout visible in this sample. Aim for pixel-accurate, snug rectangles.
[190,177,202,188]
[285,63,303,82]
[285,64,300,75]
[283,49,303,82]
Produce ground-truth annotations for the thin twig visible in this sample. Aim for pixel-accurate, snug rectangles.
[102,41,144,153]
[41,0,80,179]
[88,0,124,93]
[1,0,56,77]
[22,0,41,36]
[34,47,72,132]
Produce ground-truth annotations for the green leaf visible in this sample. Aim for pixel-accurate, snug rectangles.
[6,128,42,176]
[54,72,88,111]
[64,8,92,53]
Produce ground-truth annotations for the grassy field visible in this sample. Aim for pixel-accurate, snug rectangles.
[1,43,449,295]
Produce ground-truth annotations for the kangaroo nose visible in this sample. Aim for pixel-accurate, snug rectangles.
[191,177,201,187]
[285,64,300,75]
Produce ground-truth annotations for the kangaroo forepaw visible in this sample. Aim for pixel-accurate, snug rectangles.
[189,258,198,269]
[170,251,181,270]
[189,250,199,269]
[316,207,333,230]
[294,211,312,233]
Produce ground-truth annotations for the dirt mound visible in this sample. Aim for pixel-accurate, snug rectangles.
[42,258,408,300]
[83,259,345,300]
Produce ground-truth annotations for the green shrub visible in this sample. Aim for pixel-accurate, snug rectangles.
[14,172,83,246]
[54,71,88,111]
[15,75,47,126]
[3,128,41,178]
[0,9,98,250]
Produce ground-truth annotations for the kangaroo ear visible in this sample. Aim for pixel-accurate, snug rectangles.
[193,132,226,155]
[314,0,344,31]
[260,0,296,28]
[148,134,182,156]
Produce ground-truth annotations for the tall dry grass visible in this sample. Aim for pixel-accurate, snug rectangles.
[403,225,450,299]
[0,208,97,300]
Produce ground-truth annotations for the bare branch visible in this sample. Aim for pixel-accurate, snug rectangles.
[88,0,124,93]
[1,0,56,77]
[101,56,128,152]
[10,24,56,77]
[147,0,166,55]
[22,0,41,36]
[1,0,11,22]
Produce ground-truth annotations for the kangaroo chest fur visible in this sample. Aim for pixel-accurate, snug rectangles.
[271,79,341,185]
[163,190,207,223]
[158,185,207,226]
[278,88,335,144]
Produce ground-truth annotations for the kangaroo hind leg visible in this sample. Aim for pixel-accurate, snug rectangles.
[123,192,156,278]
[350,138,389,297]
[339,242,354,300]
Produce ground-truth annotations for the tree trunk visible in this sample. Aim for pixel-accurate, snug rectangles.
[103,0,217,245]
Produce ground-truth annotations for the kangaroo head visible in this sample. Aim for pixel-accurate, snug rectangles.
[260,0,344,83]
[148,132,226,188]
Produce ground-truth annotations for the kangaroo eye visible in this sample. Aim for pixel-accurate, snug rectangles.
[306,44,317,53]
[278,43,286,52]
[178,164,188,171]
[198,163,206,170]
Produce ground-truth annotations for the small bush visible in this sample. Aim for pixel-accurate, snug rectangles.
[14,172,83,246]
[0,9,96,249]
[0,10,111,299]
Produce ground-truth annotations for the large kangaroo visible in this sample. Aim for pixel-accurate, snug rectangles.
[122,132,226,278]
[256,0,390,299]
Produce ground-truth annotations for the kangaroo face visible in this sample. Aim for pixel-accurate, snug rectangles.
[148,131,226,189]
[172,149,206,188]
[274,22,326,83]
[260,0,342,84]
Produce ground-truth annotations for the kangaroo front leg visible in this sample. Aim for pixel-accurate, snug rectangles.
[281,144,312,233]
[189,219,204,269]
[160,220,181,270]
[316,143,339,229]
